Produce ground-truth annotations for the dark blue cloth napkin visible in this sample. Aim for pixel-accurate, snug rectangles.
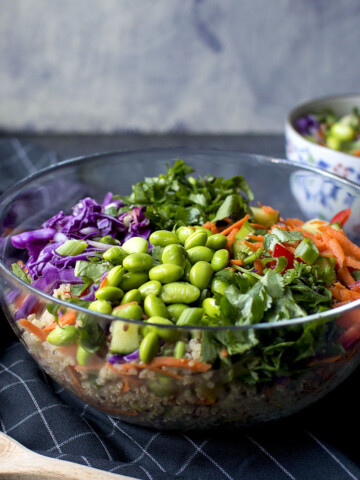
[1,138,360,480]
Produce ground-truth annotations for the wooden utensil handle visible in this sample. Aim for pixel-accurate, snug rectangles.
[1,453,138,480]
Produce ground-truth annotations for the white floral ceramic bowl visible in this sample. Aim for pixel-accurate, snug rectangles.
[286,94,360,182]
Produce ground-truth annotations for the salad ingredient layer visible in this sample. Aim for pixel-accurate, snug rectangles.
[295,108,360,156]
[8,160,360,426]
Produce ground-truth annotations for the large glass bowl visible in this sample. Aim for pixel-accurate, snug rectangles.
[1,148,360,430]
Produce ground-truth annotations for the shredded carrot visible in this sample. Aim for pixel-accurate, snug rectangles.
[19,319,48,341]
[254,259,264,275]
[332,301,351,308]
[337,265,355,286]
[66,366,83,395]
[329,283,360,302]
[75,360,105,372]
[221,214,249,236]
[247,234,264,241]
[231,259,243,266]
[262,205,276,214]
[328,238,345,269]
[122,379,130,393]
[59,310,77,326]
[16,260,24,267]
[99,277,108,289]
[150,357,212,372]
[202,221,219,234]
[345,257,360,269]
[14,294,27,309]
[320,225,360,258]
[284,218,304,228]
[107,362,184,380]
[42,322,57,332]
[353,149,360,157]
[250,223,269,230]
[220,349,228,357]
[308,355,343,367]
[226,229,239,251]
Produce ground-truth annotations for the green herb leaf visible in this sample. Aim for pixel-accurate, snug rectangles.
[11,263,30,283]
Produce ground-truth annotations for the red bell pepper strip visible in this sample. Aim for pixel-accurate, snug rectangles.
[330,208,352,227]
[273,243,295,272]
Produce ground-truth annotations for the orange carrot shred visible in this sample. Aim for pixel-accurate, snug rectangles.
[99,277,108,289]
[19,319,48,341]
[320,225,360,258]
[221,214,249,236]
[231,259,243,266]
[226,229,239,251]
[337,265,355,287]
[59,310,77,326]
[328,238,345,269]
[254,259,264,275]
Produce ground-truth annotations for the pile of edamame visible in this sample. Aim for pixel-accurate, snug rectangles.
[81,226,229,364]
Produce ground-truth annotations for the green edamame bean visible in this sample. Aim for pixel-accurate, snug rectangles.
[189,261,214,290]
[177,307,204,326]
[202,297,220,317]
[120,289,142,305]
[149,264,184,283]
[167,304,188,323]
[160,282,200,304]
[142,316,180,341]
[206,234,227,250]
[194,226,213,237]
[149,230,180,247]
[76,344,93,366]
[88,299,112,314]
[182,259,192,282]
[106,266,125,287]
[138,280,162,299]
[139,332,159,363]
[95,286,124,302]
[112,303,143,320]
[147,374,173,396]
[119,272,149,291]
[330,122,355,142]
[162,244,186,267]
[122,237,149,254]
[176,226,195,244]
[184,231,208,249]
[211,249,229,272]
[103,246,128,265]
[174,340,186,359]
[122,253,153,272]
[144,294,169,319]
[47,325,78,346]
[326,136,341,151]
[211,278,230,295]
[187,246,214,264]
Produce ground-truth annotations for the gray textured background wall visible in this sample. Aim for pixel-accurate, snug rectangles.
[1,0,359,133]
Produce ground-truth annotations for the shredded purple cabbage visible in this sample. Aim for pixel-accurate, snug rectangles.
[11,193,151,293]
[107,349,140,364]
[295,114,320,136]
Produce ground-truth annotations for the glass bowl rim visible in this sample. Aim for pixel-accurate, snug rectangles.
[1,146,360,332]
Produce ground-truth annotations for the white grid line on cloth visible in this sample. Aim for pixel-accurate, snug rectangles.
[109,432,161,473]
[0,378,42,394]
[0,358,28,375]
[139,465,153,480]
[11,138,37,173]
[0,361,62,454]
[4,342,21,353]
[79,411,114,461]
[6,403,70,434]
[47,431,95,452]
[175,438,208,475]
[306,430,359,480]
[81,455,92,467]
[246,435,296,480]
[107,415,166,473]
[0,414,6,434]
[184,435,233,480]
